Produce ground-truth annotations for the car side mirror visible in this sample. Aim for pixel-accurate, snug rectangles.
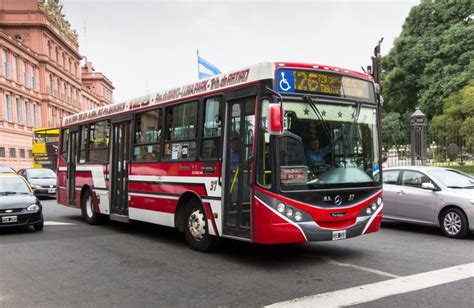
[421,182,436,191]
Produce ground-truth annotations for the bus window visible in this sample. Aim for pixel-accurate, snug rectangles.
[60,128,69,160]
[89,120,110,163]
[79,125,88,163]
[201,97,223,159]
[257,99,272,188]
[133,109,161,162]
[164,101,197,160]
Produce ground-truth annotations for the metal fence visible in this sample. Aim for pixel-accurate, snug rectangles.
[383,109,473,168]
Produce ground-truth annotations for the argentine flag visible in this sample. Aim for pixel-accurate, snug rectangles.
[198,52,221,79]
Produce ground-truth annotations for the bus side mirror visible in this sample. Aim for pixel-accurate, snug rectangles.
[268,104,283,135]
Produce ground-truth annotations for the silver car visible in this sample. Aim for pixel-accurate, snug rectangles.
[382,166,474,238]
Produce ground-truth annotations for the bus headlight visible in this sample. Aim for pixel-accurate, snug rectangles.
[366,207,372,215]
[277,203,286,213]
[294,211,303,222]
[27,204,40,212]
[286,207,294,218]
[376,197,383,206]
[371,203,377,211]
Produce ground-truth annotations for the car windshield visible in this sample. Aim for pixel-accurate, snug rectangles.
[0,166,15,173]
[279,99,380,190]
[0,177,31,194]
[27,168,56,179]
[429,169,474,188]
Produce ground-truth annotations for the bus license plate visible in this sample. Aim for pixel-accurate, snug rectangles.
[2,216,18,223]
[332,230,346,241]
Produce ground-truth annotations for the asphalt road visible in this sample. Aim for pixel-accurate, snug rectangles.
[1,199,473,308]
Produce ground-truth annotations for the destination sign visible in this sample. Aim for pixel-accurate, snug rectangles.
[277,69,375,102]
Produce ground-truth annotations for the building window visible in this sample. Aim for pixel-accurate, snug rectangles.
[28,149,32,158]
[33,104,38,128]
[2,49,9,78]
[5,94,12,121]
[22,60,28,87]
[9,148,16,158]
[57,79,61,98]
[12,55,17,81]
[55,47,59,63]
[48,41,52,58]
[0,147,5,157]
[20,149,25,158]
[25,101,30,126]
[50,74,54,95]
[31,65,36,90]
[16,98,22,124]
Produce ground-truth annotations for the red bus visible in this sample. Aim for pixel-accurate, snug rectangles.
[57,62,383,251]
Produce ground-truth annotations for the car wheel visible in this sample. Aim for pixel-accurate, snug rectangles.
[441,208,468,239]
[81,189,104,225]
[184,199,219,252]
[33,215,44,231]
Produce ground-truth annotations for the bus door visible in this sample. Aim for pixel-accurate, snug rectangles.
[110,118,132,222]
[67,127,79,206]
[223,97,256,238]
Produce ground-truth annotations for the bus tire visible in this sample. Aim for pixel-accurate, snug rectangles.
[184,199,219,252]
[81,189,104,225]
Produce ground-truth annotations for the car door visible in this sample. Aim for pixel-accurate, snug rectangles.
[382,169,401,218]
[397,170,438,223]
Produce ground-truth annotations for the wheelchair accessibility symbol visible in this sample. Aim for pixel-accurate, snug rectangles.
[277,69,294,93]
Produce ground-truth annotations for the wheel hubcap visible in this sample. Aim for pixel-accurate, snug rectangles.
[443,212,461,235]
[187,209,206,241]
[86,195,94,218]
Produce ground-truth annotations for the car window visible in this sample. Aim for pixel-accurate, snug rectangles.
[0,177,31,193]
[401,171,432,189]
[383,170,400,184]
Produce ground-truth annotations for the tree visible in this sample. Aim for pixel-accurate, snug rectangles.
[430,81,474,148]
[382,0,473,119]
[381,112,410,156]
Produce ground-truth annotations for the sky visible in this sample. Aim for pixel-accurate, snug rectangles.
[61,0,419,102]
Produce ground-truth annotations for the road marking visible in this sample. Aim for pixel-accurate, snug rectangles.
[266,262,474,308]
[44,221,76,226]
[325,258,400,278]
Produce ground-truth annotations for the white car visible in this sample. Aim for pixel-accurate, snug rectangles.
[382,166,474,238]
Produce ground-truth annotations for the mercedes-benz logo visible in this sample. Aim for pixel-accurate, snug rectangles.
[334,195,343,206]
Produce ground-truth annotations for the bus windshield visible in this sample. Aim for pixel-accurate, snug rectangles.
[279,99,380,190]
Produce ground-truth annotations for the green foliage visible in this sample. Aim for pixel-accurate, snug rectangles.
[430,81,474,147]
[382,0,474,119]
[381,111,410,151]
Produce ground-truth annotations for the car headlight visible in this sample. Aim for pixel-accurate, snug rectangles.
[27,204,40,212]
[31,184,42,189]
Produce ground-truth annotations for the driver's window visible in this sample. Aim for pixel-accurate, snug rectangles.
[402,171,431,189]
[279,134,305,166]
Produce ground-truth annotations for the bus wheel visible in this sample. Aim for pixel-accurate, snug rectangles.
[184,200,218,252]
[81,189,104,225]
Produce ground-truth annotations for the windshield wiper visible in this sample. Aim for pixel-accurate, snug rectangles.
[305,97,335,146]
[0,191,22,195]
[447,185,474,189]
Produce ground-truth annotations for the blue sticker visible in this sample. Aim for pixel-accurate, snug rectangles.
[277,69,294,93]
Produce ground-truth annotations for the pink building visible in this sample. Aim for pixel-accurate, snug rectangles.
[0,0,114,170]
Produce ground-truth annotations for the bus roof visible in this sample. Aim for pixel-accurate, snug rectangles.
[62,61,373,127]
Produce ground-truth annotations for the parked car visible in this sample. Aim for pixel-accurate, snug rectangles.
[382,166,474,238]
[0,173,44,231]
[0,165,16,174]
[17,168,57,198]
